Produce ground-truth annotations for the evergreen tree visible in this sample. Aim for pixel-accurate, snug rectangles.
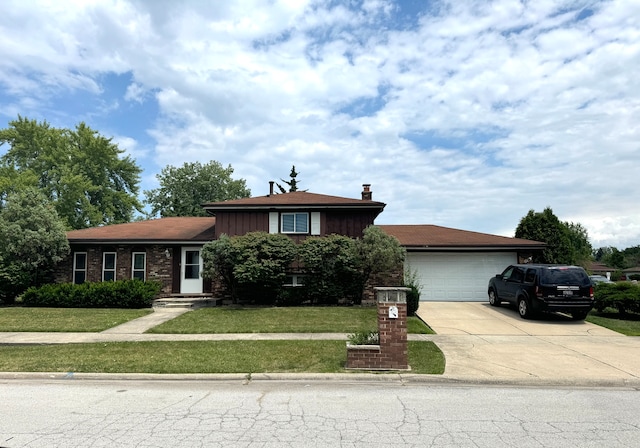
[276,165,300,193]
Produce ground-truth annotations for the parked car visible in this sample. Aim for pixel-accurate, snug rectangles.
[589,274,613,284]
[488,264,594,320]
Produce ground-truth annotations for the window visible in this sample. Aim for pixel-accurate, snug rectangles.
[184,250,200,279]
[525,269,536,283]
[511,267,524,282]
[281,212,309,233]
[73,252,87,284]
[132,252,146,281]
[284,275,305,287]
[103,252,116,281]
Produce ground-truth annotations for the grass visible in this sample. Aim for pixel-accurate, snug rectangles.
[0,340,445,374]
[0,307,152,332]
[147,306,434,334]
[0,306,440,374]
[586,309,640,336]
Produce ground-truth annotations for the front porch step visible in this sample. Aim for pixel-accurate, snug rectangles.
[153,295,221,309]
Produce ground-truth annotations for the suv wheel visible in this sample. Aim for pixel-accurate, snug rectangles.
[488,289,500,307]
[518,297,532,319]
[571,310,588,320]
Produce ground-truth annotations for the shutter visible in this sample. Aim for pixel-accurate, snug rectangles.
[311,212,321,235]
[269,212,279,234]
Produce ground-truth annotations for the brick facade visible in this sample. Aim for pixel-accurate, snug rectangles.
[54,245,176,295]
[347,288,409,370]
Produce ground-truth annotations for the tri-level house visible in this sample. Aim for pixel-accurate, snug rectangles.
[55,184,544,302]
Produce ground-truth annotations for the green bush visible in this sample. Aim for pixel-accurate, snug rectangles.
[275,286,310,306]
[21,280,161,308]
[403,268,421,316]
[347,330,379,345]
[594,282,640,315]
[297,235,362,305]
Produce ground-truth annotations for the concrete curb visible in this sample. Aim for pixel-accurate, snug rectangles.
[2,371,640,389]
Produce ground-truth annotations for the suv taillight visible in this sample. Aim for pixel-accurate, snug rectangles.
[536,286,542,298]
[589,286,594,298]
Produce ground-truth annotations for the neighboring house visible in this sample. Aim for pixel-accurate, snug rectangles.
[589,262,612,276]
[587,262,640,280]
[623,267,640,279]
[55,184,544,301]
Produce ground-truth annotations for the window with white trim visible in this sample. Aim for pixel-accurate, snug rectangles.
[284,275,305,287]
[281,212,309,234]
[132,252,146,281]
[102,252,116,281]
[73,252,87,284]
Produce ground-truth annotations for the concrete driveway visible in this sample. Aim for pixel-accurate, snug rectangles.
[415,302,640,386]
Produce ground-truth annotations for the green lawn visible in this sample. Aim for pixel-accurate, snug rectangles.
[0,307,152,332]
[0,306,440,374]
[148,306,434,334]
[0,340,445,374]
[586,310,640,336]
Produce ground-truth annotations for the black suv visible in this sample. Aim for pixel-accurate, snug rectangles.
[487,264,594,320]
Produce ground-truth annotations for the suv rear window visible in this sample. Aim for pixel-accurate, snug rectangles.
[540,268,590,286]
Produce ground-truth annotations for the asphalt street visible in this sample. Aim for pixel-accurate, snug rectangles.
[1,379,640,447]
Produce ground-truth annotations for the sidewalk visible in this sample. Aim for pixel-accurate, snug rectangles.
[1,303,640,387]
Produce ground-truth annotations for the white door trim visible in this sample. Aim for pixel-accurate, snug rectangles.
[180,247,203,294]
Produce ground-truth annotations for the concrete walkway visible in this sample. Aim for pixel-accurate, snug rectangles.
[1,302,640,387]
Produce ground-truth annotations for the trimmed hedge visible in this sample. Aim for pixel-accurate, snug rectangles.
[21,280,161,309]
[594,282,640,315]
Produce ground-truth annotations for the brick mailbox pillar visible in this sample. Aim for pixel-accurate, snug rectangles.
[346,287,410,370]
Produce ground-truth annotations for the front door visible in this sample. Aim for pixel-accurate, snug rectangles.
[180,247,203,294]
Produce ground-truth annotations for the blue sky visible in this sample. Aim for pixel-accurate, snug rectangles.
[1,0,639,248]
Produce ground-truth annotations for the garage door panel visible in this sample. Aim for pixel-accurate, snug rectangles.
[407,252,516,302]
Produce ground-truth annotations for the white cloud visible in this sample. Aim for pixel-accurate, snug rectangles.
[1,0,639,249]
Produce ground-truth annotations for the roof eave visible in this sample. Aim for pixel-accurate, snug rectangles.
[68,239,214,245]
[404,244,546,251]
[203,204,385,211]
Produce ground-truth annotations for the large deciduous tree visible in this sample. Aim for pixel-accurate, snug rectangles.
[515,207,592,266]
[0,188,69,303]
[145,161,250,217]
[0,116,142,229]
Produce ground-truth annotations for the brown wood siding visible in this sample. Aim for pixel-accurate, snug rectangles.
[214,212,269,238]
[324,211,378,238]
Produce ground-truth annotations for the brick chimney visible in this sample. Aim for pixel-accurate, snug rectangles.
[362,184,372,201]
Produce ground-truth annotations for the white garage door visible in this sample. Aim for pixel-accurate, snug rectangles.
[406,252,517,301]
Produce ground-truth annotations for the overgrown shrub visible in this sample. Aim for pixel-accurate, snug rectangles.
[21,280,161,308]
[202,232,297,304]
[594,282,640,315]
[403,268,421,316]
[275,286,310,306]
[298,235,362,305]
